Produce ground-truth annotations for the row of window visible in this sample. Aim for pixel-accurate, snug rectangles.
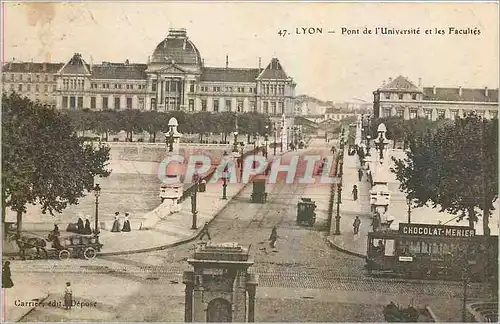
[4,73,56,83]
[62,79,85,90]
[198,86,257,94]
[62,96,145,110]
[385,108,497,119]
[90,83,147,90]
[383,93,418,100]
[6,83,55,93]
[262,84,285,96]
[263,101,285,114]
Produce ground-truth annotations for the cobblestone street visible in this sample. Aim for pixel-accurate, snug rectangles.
[6,141,493,322]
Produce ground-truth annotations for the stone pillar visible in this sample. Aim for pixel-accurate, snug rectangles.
[183,271,195,322]
[232,271,247,322]
[246,273,258,322]
[192,271,205,322]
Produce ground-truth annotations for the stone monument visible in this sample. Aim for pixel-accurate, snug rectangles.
[183,242,258,322]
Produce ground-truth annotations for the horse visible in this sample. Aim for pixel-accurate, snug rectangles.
[8,233,48,260]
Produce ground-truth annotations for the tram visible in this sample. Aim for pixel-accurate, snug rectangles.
[366,223,498,281]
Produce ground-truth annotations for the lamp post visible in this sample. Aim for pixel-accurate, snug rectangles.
[93,183,101,235]
[191,174,199,229]
[222,171,228,200]
[280,126,283,152]
[406,197,412,224]
[335,128,345,235]
[240,143,244,179]
[273,122,277,155]
[264,125,269,158]
[366,135,371,156]
[168,126,174,152]
[233,131,239,152]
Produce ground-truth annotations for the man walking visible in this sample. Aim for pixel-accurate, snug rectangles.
[199,221,211,240]
[358,169,363,182]
[352,185,358,201]
[353,216,361,235]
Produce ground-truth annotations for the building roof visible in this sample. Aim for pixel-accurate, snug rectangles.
[380,75,420,92]
[200,67,261,83]
[151,28,202,66]
[257,58,288,80]
[423,87,498,102]
[2,62,64,73]
[91,62,148,80]
[59,53,91,75]
[295,94,329,105]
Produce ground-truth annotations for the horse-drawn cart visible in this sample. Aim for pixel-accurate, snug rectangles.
[9,232,102,261]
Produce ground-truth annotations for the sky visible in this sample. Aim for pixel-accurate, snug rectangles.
[2,1,499,102]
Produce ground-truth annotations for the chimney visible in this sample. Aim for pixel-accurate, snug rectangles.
[147,56,150,64]
[485,87,489,97]
[259,57,261,69]
[125,59,129,65]
[90,56,93,72]
[459,86,462,97]
[418,77,422,87]
[432,86,436,95]
[225,54,228,68]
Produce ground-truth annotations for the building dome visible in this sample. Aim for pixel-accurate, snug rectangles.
[151,29,202,66]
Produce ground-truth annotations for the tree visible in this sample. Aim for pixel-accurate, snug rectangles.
[2,93,111,232]
[391,112,498,233]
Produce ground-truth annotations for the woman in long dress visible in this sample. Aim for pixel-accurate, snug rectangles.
[64,282,72,310]
[83,217,92,234]
[2,261,14,288]
[111,212,121,232]
[121,213,131,232]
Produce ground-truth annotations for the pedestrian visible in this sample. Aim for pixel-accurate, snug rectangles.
[111,212,121,232]
[77,217,84,234]
[199,221,211,240]
[353,216,361,235]
[83,217,92,235]
[269,226,278,248]
[52,224,60,237]
[352,185,358,201]
[64,282,72,310]
[358,169,363,181]
[121,213,131,232]
[2,261,14,288]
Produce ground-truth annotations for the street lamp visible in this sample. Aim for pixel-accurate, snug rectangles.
[168,126,174,152]
[191,173,199,229]
[335,128,346,235]
[366,135,371,156]
[93,183,101,235]
[273,122,277,155]
[280,126,283,152]
[222,171,228,200]
[240,143,245,179]
[233,131,239,152]
[264,125,269,158]
[406,196,412,224]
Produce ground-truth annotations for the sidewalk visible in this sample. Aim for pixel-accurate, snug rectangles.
[328,148,372,258]
[97,181,247,255]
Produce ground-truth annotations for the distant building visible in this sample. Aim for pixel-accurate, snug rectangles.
[2,28,297,115]
[373,76,499,120]
[1,62,64,108]
[324,107,359,121]
[294,94,332,116]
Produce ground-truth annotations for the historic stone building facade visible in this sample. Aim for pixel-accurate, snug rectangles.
[2,29,297,116]
[373,76,499,120]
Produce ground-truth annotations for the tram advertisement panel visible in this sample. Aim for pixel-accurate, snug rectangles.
[399,223,475,238]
